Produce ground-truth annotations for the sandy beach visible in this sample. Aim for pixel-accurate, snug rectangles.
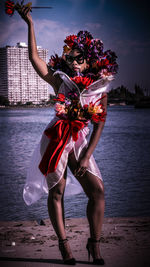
[0,217,150,267]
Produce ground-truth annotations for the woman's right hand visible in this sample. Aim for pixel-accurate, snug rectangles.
[15,4,33,25]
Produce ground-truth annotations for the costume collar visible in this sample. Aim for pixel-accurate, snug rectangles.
[53,70,113,96]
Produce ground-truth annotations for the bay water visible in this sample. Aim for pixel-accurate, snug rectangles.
[0,106,150,221]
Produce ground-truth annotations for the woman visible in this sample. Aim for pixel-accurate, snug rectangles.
[17,5,118,265]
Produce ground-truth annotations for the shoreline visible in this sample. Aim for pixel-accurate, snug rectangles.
[0,103,134,109]
[0,217,150,267]
[0,105,53,109]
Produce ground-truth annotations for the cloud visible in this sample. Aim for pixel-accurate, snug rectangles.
[34,19,71,56]
[0,17,104,59]
[84,22,101,30]
[0,19,28,47]
[115,39,150,56]
[0,0,39,46]
[0,17,78,57]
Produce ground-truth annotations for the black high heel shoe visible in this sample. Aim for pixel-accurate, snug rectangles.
[59,238,76,265]
[86,238,105,265]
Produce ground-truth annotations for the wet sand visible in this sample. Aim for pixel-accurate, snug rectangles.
[0,217,150,267]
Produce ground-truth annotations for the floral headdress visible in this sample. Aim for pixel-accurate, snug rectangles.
[49,30,118,82]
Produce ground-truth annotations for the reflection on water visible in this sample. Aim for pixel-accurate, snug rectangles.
[0,106,150,220]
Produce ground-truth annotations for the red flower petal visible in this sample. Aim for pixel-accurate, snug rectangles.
[92,114,100,123]
[53,93,66,102]
[5,0,15,16]
[85,37,91,46]
[5,8,14,15]
[64,35,77,48]
[71,76,93,89]
[83,104,88,109]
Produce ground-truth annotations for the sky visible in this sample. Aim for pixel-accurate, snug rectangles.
[0,0,150,93]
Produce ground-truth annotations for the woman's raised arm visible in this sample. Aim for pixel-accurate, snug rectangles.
[16,6,61,93]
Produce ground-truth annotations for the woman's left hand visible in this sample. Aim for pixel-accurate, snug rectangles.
[74,156,89,178]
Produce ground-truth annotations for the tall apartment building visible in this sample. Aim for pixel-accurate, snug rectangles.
[0,42,49,105]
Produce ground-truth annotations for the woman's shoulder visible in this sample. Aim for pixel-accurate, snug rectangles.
[46,66,63,94]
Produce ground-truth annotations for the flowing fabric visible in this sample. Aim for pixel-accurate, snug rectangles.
[23,71,112,205]
[39,119,85,175]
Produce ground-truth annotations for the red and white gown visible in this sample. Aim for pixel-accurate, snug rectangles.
[23,71,113,205]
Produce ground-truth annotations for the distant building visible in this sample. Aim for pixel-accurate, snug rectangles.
[0,42,49,105]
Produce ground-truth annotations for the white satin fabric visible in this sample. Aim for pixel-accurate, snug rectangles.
[23,71,112,205]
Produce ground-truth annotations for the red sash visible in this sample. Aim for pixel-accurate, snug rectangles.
[39,119,85,175]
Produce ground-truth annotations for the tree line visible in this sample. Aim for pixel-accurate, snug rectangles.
[108,84,150,105]
[0,84,149,106]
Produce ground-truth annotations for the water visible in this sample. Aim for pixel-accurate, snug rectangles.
[0,106,150,221]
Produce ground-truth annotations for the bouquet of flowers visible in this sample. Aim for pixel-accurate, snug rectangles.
[5,0,52,16]
[54,92,106,123]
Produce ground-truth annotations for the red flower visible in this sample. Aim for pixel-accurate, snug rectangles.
[96,58,110,68]
[5,0,15,16]
[71,76,93,89]
[85,37,91,46]
[53,93,65,102]
[64,35,77,48]
[91,111,107,123]
[83,104,88,109]
[91,114,101,123]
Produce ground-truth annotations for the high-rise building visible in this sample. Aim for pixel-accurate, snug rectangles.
[0,42,49,105]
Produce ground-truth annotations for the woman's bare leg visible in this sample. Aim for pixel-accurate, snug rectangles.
[86,178,105,241]
[68,152,105,246]
[47,169,75,261]
[47,169,67,240]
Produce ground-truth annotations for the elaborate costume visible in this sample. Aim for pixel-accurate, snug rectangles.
[23,71,112,205]
[23,31,118,205]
